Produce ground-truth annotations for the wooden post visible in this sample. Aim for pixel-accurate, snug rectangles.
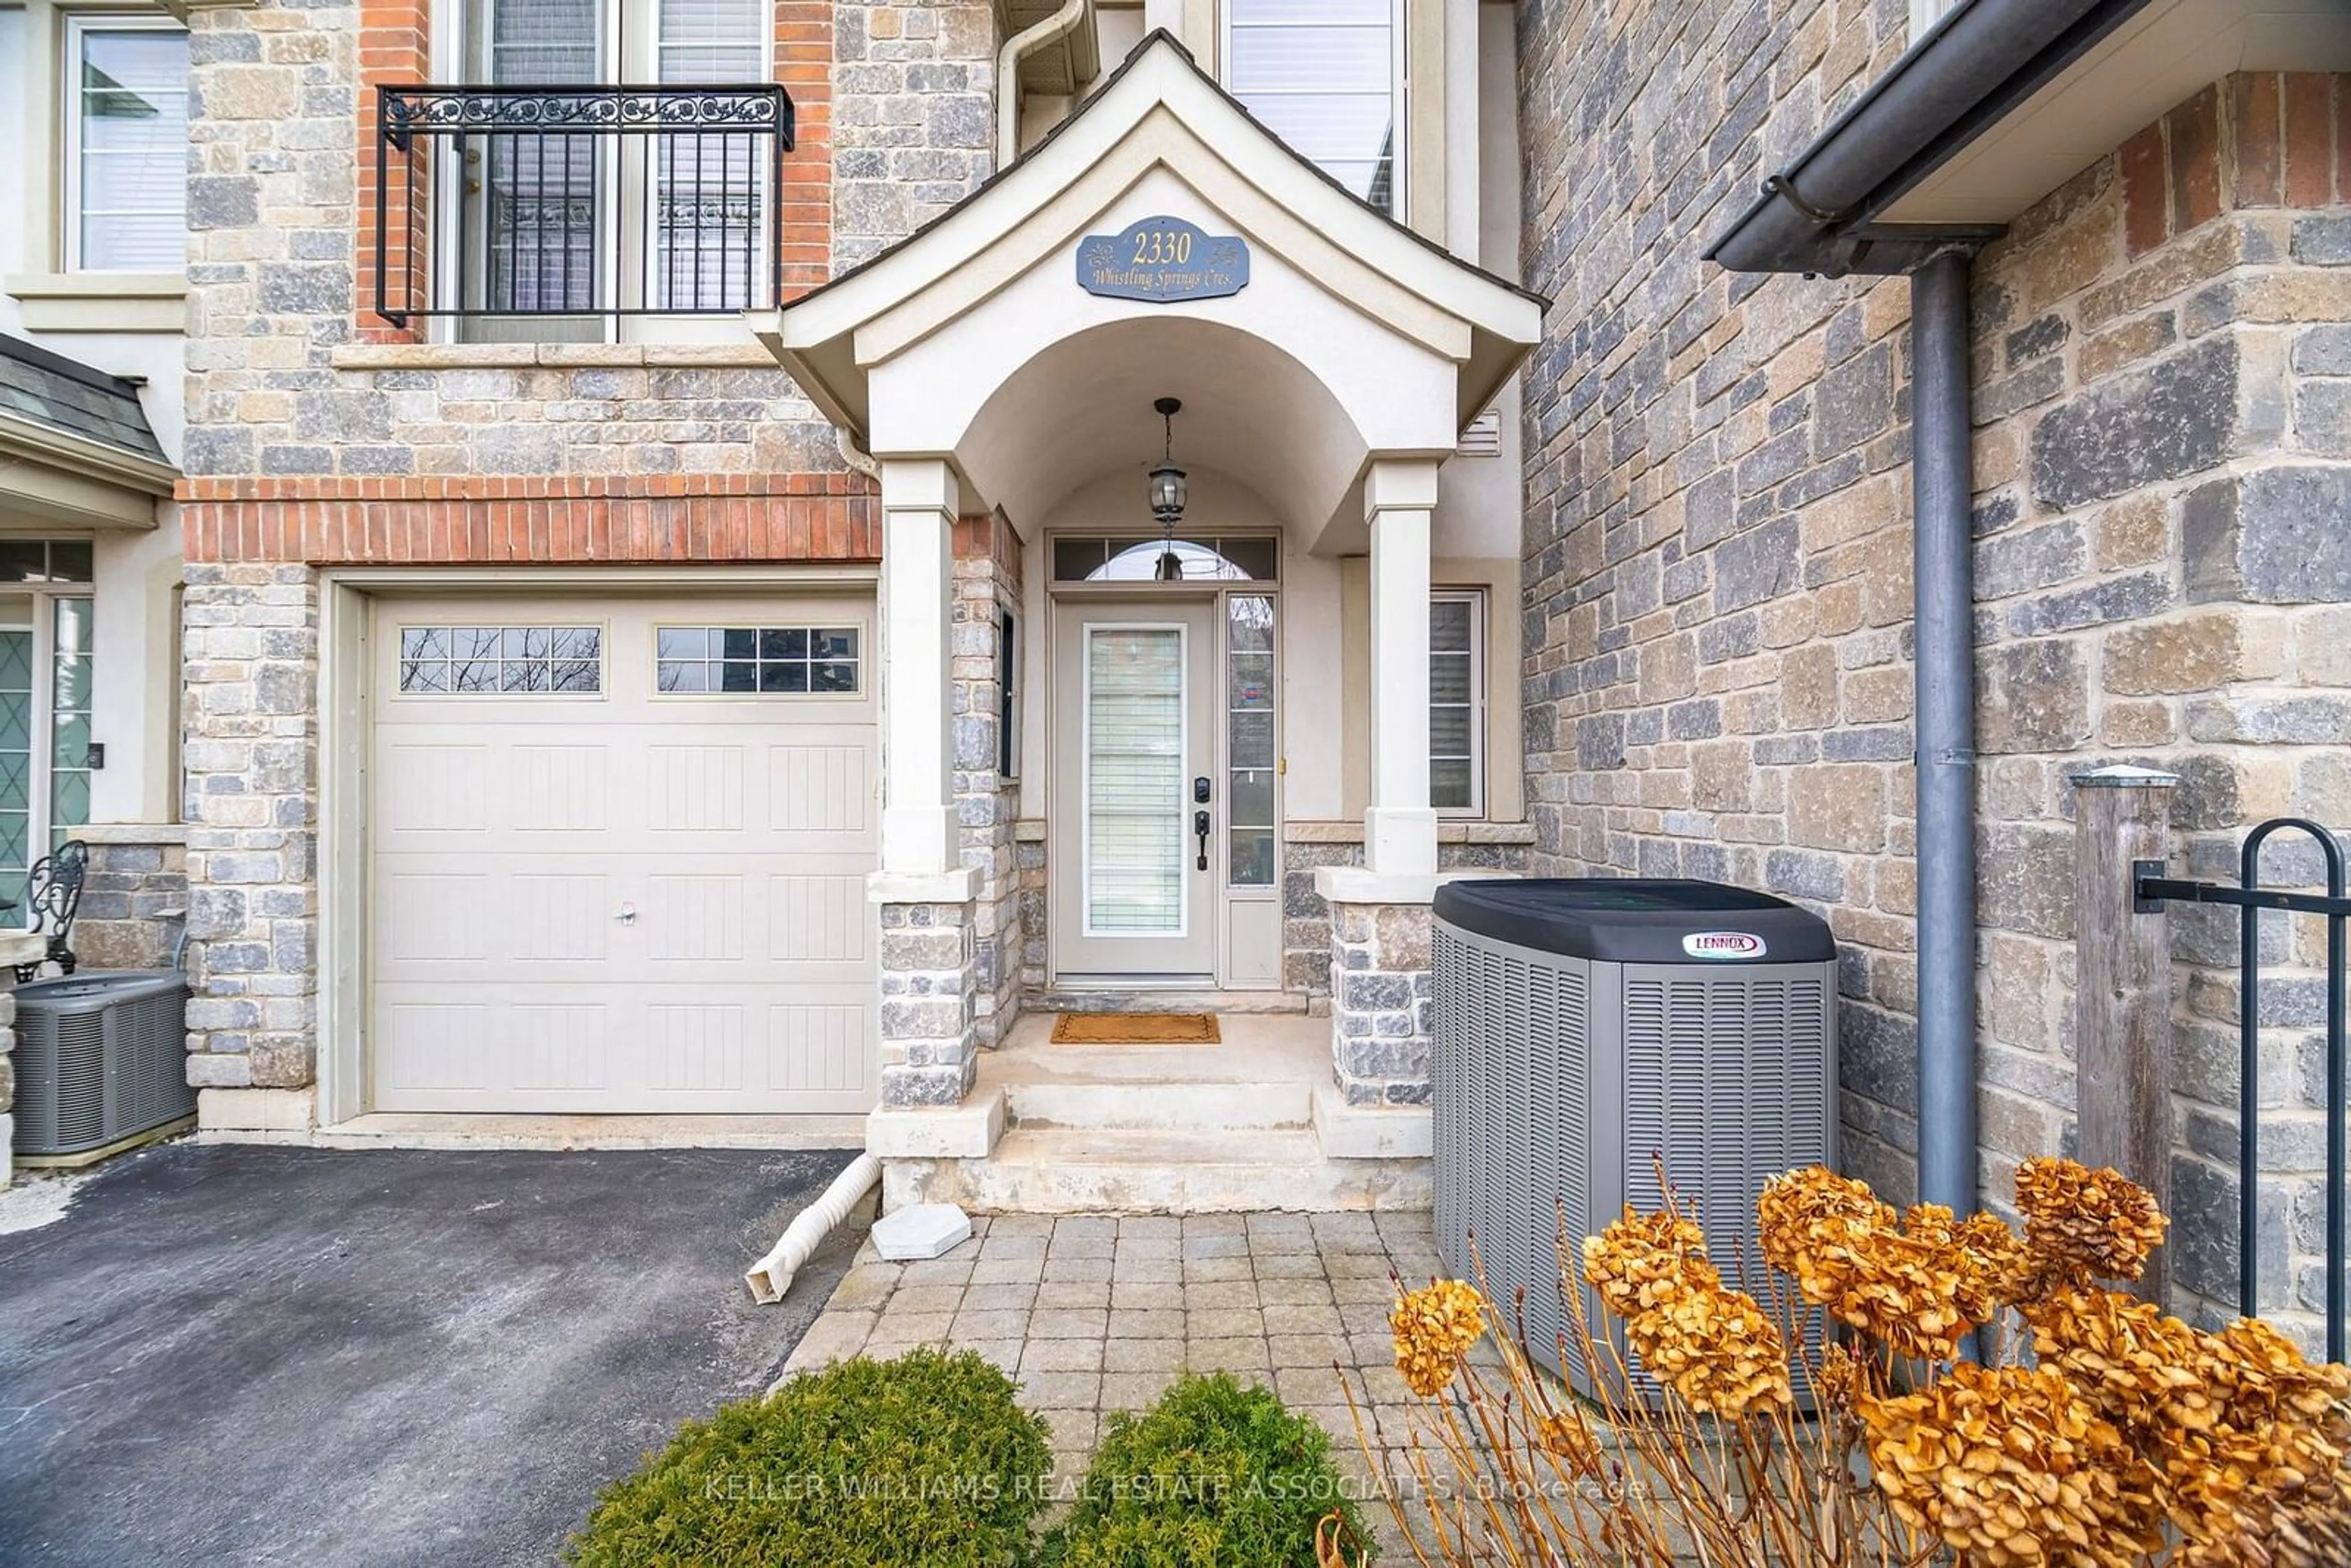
[2071,765,2180,1305]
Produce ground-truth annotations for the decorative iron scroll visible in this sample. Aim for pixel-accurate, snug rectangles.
[371,81,795,324]
[381,85,793,151]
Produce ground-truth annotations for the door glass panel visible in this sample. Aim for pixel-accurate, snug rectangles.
[50,598,92,850]
[0,629,31,899]
[1228,595,1277,887]
[1086,628,1184,935]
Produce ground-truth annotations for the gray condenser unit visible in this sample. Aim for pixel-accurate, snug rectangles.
[1431,879,1837,1398]
[11,970,194,1160]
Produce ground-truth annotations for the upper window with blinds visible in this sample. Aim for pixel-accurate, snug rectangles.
[450,0,771,334]
[66,18,189,273]
[1225,0,1403,217]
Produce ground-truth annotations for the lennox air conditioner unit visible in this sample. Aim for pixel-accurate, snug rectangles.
[1431,879,1837,1400]
[11,970,194,1161]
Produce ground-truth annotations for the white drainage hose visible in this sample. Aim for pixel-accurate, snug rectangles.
[745,1152,882,1304]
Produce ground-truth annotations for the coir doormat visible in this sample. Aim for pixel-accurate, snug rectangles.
[1048,1012,1221,1046]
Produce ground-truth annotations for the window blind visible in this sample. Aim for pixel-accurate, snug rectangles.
[1430,595,1479,812]
[75,28,189,271]
[1086,629,1184,935]
[1228,0,1397,212]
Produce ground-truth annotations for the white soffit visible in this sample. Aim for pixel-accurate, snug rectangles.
[1880,0,2351,227]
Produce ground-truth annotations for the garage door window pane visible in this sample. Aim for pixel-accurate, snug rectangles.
[399,625,601,694]
[657,626,861,695]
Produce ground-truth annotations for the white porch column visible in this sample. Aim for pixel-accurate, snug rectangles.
[877,457,959,877]
[1363,457,1439,880]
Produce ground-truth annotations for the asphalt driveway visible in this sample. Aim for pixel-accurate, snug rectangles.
[0,1142,867,1567]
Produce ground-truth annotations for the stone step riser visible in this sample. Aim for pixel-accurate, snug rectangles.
[885,1157,1434,1215]
[1003,1081,1315,1131]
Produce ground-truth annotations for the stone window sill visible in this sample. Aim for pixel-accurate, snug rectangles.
[329,342,779,371]
[5,273,186,334]
[72,822,187,847]
[1284,819,1535,846]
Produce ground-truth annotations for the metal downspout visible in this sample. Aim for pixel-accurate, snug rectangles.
[996,0,1090,167]
[1910,250,1978,1225]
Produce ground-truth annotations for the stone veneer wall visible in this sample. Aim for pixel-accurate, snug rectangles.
[953,513,1024,1049]
[1327,899,1436,1105]
[180,563,320,1092]
[831,0,999,270]
[1960,78,2351,1335]
[75,838,191,972]
[1517,0,2350,1340]
[1279,831,1532,1002]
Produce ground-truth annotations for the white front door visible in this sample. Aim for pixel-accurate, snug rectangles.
[367,593,877,1113]
[1050,598,1220,984]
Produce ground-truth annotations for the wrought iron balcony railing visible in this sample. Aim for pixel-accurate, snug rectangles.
[372,83,796,328]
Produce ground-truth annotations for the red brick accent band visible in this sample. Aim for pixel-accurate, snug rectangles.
[776,0,834,299]
[181,475,879,565]
[2121,73,2350,260]
[952,510,1025,585]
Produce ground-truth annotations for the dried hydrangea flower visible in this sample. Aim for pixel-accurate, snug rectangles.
[2024,1285,2214,1436]
[1755,1179,1981,1362]
[1621,1278,1794,1421]
[1534,1411,1602,1476]
[1861,1363,2164,1568]
[2165,1317,2351,1568]
[1580,1207,1719,1320]
[1810,1341,1865,1410]
[1390,1279,1487,1398]
[2014,1157,2168,1285]
[1757,1166,1897,1283]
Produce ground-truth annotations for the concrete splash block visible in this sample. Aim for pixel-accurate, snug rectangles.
[871,1201,973,1261]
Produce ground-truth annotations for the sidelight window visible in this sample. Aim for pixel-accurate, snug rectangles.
[1430,590,1482,815]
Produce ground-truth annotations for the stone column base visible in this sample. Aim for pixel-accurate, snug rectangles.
[197,1086,318,1141]
[1327,899,1434,1106]
[0,987,16,1189]
[877,899,980,1107]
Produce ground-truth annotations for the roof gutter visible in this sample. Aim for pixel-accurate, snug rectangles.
[1703,0,2152,277]
[0,413,178,495]
[997,0,1092,168]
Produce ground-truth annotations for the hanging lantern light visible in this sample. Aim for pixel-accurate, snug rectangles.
[1149,396,1187,581]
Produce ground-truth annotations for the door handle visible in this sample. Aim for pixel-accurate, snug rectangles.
[615,902,637,926]
[1193,809,1211,872]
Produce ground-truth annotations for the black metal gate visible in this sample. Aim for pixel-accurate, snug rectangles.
[2134,818,2347,1359]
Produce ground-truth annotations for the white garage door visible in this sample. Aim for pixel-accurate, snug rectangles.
[369,594,877,1114]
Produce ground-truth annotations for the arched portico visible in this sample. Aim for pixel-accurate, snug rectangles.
[759,31,1543,1140]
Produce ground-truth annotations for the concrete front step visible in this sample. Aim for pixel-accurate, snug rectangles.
[1003,1078,1315,1131]
[883,1125,1433,1214]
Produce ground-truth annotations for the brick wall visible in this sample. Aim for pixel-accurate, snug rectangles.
[179,0,1004,1105]
[1517,0,2351,1343]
